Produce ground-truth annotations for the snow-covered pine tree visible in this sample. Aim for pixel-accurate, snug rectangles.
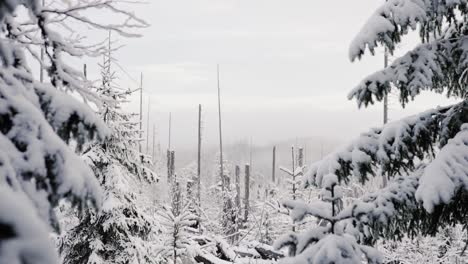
[273,173,382,263]
[278,146,305,232]
[60,33,157,264]
[279,146,304,203]
[0,1,135,263]
[157,204,197,264]
[275,1,468,263]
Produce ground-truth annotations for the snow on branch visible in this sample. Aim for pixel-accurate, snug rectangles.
[349,0,468,61]
[416,124,468,212]
[282,200,331,223]
[304,105,450,188]
[0,186,59,264]
[349,34,468,107]
[41,0,149,38]
[349,0,427,61]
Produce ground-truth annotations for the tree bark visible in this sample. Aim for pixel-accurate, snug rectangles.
[272,146,276,183]
[244,164,250,222]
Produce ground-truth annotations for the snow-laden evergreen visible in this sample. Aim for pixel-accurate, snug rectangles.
[275,1,468,263]
[59,37,158,264]
[157,204,197,263]
[0,1,111,263]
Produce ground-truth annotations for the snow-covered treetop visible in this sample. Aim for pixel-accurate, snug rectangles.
[349,0,468,61]
[349,0,468,107]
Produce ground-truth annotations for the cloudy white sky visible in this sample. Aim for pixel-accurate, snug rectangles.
[88,0,456,151]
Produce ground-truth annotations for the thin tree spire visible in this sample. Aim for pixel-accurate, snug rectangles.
[146,98,150,152]
[139,72,143,153]
[168,112,172,150]
[217,64,224,190]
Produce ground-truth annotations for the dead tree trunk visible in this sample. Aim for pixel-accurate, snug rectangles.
[234,165,241,241]
[167,150,171,182]
[146,99,150,153]
[235,166,241,212]
[291,147,297,201]
[298,147,304,168]
[272,146,276,183]
[139,73,143,153]
[197,104,202,212]
[167,150,175,184]
[217,65,224,192]
[152,124,156,162]
[244,164,250,222]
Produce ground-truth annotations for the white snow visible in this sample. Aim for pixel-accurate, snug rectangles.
[349,0,427,61]
[416,124,468,212]
[0,186,59,264]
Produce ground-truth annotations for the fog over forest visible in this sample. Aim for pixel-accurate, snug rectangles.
[1,1,467,264]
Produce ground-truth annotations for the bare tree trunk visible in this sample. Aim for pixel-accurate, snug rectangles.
[244,164,250,222]
[234,165,241,242]
[235,166,241,212]
[152,124,156,162]
[167,150,171,182]
[217,65,224,191]
[167,150,175,183]
[272,146,276,183]
[197,104,202,211]
[171,151,175,181]
[139,73,143,153]
[298,148,304,168]
[146,98,150,153]
[168,112,172,150]
[291,147,296,201]
[167,112,172,183]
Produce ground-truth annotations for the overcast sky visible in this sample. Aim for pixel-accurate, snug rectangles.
[90,0,456,152]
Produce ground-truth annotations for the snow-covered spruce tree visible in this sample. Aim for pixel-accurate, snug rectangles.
[273,173,381,263]
[60,33,157,264]
[157,204,197,264]
[0,1,124,263]
[275,1,468,263]
[278,146,305,232]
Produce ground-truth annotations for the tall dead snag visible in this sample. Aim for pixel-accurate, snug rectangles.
[170,149,172,185]
[234,165,241,241]
[244,164,250,222]
[272,146,276,183]
[297,147,304,169]
[197,104,202,213]
[146,99,150,153]
[217,65,224,192]
[139,73,143,153]
[235,166,241,214]
[152,123,160,165]
[167,150,175,184]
